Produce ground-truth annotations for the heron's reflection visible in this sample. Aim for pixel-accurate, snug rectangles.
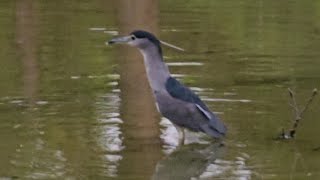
[153,142,225,180]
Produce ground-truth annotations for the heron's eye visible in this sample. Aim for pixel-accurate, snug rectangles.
[131,36,136,40]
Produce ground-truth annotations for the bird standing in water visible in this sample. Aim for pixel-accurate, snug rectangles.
[108,30,227,145]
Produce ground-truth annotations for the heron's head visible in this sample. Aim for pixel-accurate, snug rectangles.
[108,30,162,53]
[108,30,184,54]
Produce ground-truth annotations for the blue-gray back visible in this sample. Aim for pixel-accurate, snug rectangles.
[165,77,227,135]
[165,77,208,110]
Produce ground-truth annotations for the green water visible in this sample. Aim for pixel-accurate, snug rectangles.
[1,0,320,179]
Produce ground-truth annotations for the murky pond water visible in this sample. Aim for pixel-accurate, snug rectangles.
[1,0,320,179]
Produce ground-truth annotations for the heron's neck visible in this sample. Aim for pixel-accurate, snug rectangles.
[139,46,170,92]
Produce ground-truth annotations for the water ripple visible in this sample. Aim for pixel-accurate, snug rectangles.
[95,89,123,177]
[202,97,252,103]
[199,153,252,179]
[167,62,204,66]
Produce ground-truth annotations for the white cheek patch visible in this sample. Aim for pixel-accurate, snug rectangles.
[128,39,142,46]
[127,41,135,46]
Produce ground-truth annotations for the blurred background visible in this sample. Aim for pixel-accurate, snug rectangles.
[0,0,320,179]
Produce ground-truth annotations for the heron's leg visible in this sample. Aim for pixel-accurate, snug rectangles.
[173,125,185,146]
[181,128,185,145]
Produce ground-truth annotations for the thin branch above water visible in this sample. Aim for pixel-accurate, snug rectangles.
[277,88,318,140]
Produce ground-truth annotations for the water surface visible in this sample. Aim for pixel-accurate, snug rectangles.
[1,0,320,179]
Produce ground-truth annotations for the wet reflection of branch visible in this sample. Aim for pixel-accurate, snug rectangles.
[290,150,309,180]
[278,88,318,139]
[289,153,299,180]
[14,1,69,179]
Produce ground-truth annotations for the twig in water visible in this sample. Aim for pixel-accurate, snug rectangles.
[278,88,318,140]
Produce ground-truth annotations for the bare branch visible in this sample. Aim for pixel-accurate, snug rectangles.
[299,88,318,116]
[288,88,300,118]
[278,88,318,140]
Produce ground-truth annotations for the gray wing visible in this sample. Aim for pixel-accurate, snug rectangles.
[165,77,227,135]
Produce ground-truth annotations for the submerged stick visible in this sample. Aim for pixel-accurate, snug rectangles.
[278,88,318,140]
[313,146,320,151]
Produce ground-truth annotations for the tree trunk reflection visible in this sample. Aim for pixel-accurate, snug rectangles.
[114,0,163,179]
[16,0,39,105]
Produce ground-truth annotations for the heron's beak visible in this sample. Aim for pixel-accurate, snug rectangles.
[107,36,131,45]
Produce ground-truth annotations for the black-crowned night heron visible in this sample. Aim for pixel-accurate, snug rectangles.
[108,30,227,145]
